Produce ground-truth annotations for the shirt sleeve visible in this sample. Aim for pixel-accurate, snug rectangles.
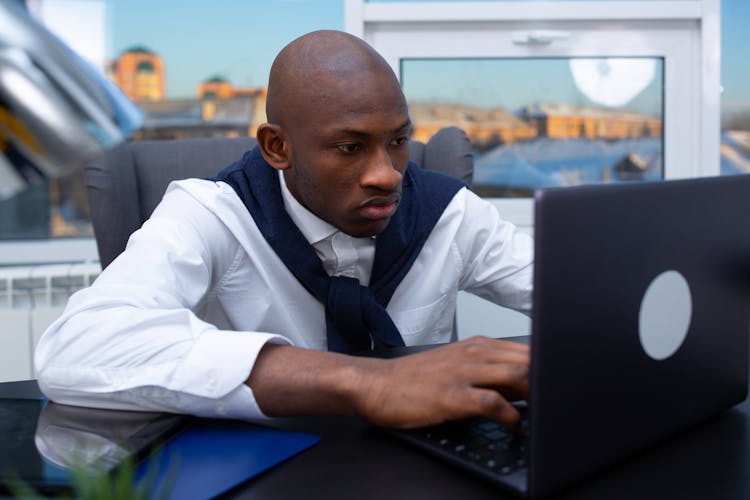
[454,189,534,314]
[34,182,291,420]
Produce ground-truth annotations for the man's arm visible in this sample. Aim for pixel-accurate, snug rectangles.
[455,189,534,315]
[35,183,286,419]
[248,336,529,429]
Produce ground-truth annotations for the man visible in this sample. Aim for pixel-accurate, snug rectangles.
[35,31,533,431]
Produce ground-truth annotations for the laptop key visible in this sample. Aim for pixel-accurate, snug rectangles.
[485,429,510,441]
[387,414,529,487]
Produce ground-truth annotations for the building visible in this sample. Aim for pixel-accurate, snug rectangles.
[133,97,254,140]
[196,77,267,136]
[520,103,662,140]
[408,102,537,149]
[109,46,165,102]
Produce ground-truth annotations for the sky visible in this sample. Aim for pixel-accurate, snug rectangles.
[719,0,750,116]
[106,0,747,118]
[400,57,663,114]
[109,0,344,96]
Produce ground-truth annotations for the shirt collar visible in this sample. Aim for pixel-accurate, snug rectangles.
[279,170,338,245]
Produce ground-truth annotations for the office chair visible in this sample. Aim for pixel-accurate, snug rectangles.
[85,126,473,269]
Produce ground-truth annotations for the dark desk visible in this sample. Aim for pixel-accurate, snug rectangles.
[2,380,748,499]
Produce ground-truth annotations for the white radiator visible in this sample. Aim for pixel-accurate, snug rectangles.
[0,262,100,382]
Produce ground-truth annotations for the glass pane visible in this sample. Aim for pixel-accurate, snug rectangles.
[0,0,343,242]
[723,132,750,175]
[401,57,664,197]
[721,0,750,176]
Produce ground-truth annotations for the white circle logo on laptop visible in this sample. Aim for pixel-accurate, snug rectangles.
[638,270,692,360]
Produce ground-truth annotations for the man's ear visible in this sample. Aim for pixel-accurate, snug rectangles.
[256,123,291,170]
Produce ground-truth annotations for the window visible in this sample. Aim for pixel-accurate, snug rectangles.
[346,0,723,226]
[0,0,343,264]
[401,56,665,197]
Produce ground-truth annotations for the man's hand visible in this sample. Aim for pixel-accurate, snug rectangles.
[247,336,529,430]
[354,336,529,429]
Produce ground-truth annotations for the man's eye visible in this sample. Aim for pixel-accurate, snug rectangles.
[337,143,361,153]
[390,136,409,147]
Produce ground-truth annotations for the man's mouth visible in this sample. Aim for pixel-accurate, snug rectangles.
[358,195,400,221]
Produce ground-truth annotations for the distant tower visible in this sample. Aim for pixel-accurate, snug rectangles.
[197,76,234,100]
[197,76,267,134]
[112,46,165,102]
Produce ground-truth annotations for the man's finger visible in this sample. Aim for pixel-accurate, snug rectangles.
[470,388,523,430]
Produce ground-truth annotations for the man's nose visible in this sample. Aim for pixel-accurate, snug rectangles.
[361,146,403,191]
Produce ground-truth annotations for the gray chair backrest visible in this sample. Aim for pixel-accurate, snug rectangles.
[85,126,473,268]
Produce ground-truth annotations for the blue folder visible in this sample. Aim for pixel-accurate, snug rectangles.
[137,420,319,500]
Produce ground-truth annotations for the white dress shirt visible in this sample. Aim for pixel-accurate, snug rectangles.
[35,174,533,420]
[280,171,376,285]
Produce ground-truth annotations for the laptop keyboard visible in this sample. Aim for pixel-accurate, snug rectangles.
[387,405,529,483]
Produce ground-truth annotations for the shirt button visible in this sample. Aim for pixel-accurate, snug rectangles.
[206,378,217,392]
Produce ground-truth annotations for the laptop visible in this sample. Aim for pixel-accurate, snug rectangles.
[386,175,750,498]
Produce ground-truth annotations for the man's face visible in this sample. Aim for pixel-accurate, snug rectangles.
[282,69,411,238]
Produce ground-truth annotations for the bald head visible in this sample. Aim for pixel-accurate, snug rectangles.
[260,30,410,164]
[256,31,411,237]
[266,30,403,127]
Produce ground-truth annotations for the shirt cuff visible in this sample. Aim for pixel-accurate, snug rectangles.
[167,329,292,419]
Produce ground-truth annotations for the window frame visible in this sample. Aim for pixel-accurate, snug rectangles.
[345,0,721,228]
